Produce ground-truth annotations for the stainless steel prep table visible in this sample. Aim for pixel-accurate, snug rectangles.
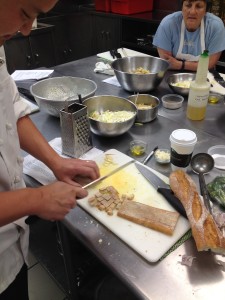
[23,56,225,300]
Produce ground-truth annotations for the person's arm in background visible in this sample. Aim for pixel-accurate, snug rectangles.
[157,47,221,71]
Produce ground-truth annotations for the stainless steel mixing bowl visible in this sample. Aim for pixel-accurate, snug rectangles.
[167,73,196,96]
[127,94,159,123]
[30,76,97,117]
[111,56,169,93]
[83,95,137,137]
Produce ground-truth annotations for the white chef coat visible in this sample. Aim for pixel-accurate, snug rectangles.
[0,58,31,293]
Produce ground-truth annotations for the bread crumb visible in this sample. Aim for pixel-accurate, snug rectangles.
[181,255,196,267]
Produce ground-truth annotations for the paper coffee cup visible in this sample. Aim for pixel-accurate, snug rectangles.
[170,129,197,170]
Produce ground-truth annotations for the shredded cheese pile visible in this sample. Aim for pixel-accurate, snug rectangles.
[171,80,191,88]
[132,67,151,74]
[136,103,154,110]
[90,110,135,123]
[155,150,170,162]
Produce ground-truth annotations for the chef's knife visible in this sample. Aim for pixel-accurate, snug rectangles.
[135,163,187,218]
[84,159,134,189]
[210,69,225,88]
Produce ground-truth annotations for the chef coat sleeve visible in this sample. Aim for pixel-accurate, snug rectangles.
[12,81,31,120]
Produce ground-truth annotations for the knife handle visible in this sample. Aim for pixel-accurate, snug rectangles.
[158,188,187,218]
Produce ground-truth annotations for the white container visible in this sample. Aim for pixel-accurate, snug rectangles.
[170,129,197,171]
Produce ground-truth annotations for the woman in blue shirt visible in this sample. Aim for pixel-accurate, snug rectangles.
[153,0,225,71]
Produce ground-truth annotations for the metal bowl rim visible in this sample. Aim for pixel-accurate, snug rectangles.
[83,95,137,124]
[30,76,97,101]
[111,56,169,75]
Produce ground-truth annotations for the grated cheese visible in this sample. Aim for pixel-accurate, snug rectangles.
[155,150,170,161]
[89,110,135,123]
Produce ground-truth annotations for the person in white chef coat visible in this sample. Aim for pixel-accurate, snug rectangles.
[0,0,100,299]
[153,0,225,71]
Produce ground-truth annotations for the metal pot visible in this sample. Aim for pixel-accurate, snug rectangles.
[127,94,159,123]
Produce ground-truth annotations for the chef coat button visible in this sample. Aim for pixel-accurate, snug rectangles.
[14,176,21,183]
[0,138,3,146]
[17,156,24,164]
[6,122,13,130]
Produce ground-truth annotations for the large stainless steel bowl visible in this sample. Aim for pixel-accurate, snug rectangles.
[167,73,196,96]
[30,76,97,117]
[111,56,169,93]
[83,95,137,137]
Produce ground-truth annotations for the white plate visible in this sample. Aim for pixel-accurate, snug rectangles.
[208,145,225,170]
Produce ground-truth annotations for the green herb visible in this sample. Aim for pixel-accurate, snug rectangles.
[207,176,225,207]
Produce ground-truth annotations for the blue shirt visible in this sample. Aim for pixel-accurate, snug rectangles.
[153,12,225,57]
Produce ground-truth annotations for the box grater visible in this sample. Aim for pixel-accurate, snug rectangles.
[60,102,92,158]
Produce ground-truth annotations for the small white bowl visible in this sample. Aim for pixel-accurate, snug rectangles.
[208,145,225,170]
[154,148,171,164]
[161,94,184,109]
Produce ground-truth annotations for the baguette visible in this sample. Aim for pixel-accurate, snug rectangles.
[169,170,225,254]
[118,200,180,235]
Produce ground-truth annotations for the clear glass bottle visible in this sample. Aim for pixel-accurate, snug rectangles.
[186,50,210,120]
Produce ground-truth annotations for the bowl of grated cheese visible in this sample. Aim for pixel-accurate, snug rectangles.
[111,56,169,93]
[167,73,196,96]
[154,149,171,164]
[127,94,159,123]
[83,95,137,137]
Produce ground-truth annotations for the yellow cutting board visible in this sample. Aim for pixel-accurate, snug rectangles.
[77,149,190,262]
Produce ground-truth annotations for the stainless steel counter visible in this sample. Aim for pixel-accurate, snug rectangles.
[24,56,225,300]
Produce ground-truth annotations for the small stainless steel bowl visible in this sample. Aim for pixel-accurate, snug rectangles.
[83,95,137,137]
[111,56,169,93]
[162,94,184,109]
[127,94,159,123]
[167,73,196,96]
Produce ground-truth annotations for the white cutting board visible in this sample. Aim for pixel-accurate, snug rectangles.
[208,71,225,95]
[97,48,150,62]
[77,149,190,262]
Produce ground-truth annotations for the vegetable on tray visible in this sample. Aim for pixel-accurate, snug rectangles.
[207,176,225,208]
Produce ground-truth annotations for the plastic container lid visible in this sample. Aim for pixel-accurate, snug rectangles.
[208,145,225,170]
[170,129,197,146]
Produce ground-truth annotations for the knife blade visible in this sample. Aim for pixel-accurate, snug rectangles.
[84,159,134,189]
[210,69,225,88]
[135,163,187,218]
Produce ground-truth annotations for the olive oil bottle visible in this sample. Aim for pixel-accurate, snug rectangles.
[187,50,210,120]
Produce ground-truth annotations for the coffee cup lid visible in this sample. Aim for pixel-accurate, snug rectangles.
[170,129,197,146]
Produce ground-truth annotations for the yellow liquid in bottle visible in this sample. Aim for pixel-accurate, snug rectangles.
[186,105,207,120]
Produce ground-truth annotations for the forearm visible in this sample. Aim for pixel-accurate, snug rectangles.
[17,115,60,171]
[0,188,41,226]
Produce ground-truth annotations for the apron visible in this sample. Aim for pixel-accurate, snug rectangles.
[176,19,205,62]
